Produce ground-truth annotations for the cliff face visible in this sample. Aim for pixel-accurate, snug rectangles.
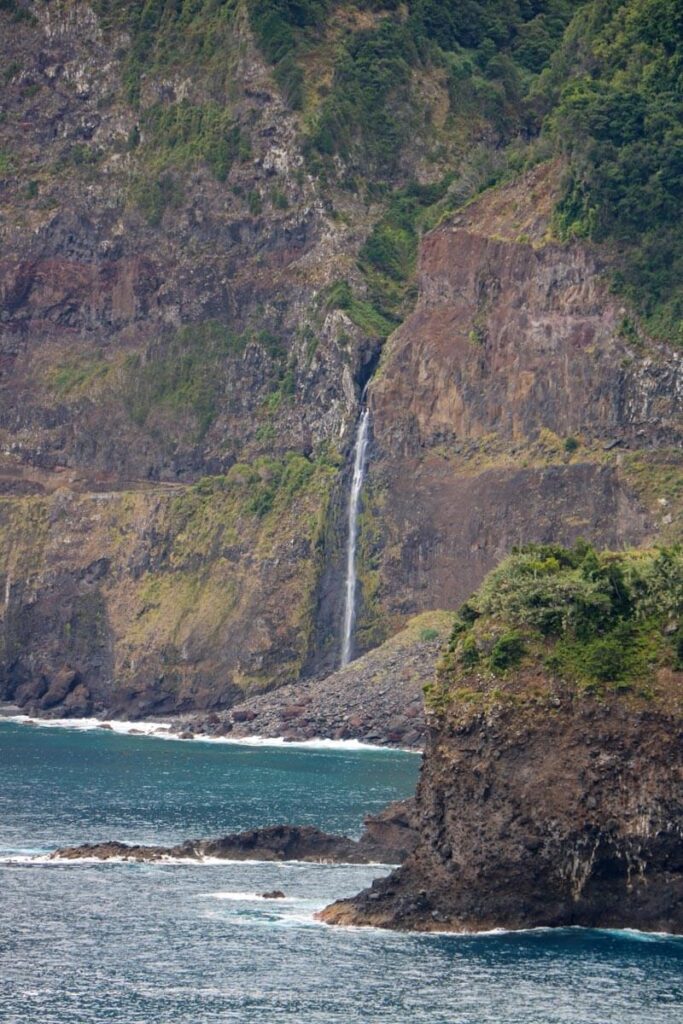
[0,1,373,713]
[0,7,681,718]
[0,3,369,480]
[361,164,681,634]
[320,693,683,933]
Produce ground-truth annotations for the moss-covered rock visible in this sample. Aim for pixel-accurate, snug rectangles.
[431,542,682,712]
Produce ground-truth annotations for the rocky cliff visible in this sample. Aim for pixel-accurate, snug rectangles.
[0,3,681,721]
[360,163,681,639]
[321,545,683,933]
[321,695,683,933]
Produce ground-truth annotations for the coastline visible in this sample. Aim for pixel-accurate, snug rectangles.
[0,706,422,755]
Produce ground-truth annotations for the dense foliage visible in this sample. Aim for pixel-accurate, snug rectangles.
[245,0,681,345]
[440,542,683,697]
[87,1,681,344]
[304,1,583,176]
[548,0,683,343]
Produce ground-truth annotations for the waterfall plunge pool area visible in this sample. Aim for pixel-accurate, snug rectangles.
[1,718,682,1024]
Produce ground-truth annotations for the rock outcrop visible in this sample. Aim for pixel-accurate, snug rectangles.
[321,546,683,933]
[51,798,417,865]
[320,696,683,933]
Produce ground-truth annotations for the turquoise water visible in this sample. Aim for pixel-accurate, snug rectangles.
[0,720,419,851]
[1,721,682,1023]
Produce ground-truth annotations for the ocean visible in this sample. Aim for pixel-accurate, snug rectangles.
[1,719,681,1023]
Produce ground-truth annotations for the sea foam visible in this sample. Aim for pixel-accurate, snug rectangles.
[3,713,415,752]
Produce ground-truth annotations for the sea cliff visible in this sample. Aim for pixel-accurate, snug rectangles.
[321,545,683,933]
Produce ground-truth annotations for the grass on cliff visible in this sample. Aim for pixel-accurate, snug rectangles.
[121,320,294,441]
[428,542,683,712]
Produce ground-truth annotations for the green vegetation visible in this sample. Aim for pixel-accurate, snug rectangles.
[325,281,396,339]
[352,476,390,653]
[358,178,452,319]
[169,450,337,542]
[93,0,240,107]
[130,173,184,227]
[303,2,581,176]
[121,320,296,441]
[621,450,683,541]
[546,0,682,344]
[489,630,526,671]
[438,542,682,704]
[0,0,35,23]
[140,101,244,181]
[123,320,247,438]
[308,17,417,176]
[246,0,330,109]
[49,356,111,398]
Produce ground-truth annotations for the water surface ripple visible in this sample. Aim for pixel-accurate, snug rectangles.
[1,721,681,1024]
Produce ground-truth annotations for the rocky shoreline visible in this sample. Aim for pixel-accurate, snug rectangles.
[51,799,417,867]
[5,612,452,751]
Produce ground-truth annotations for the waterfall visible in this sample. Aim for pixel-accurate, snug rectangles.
[340,405,370,667]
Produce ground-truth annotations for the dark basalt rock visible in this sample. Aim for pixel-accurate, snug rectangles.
[51,799,417,866]
[320,697,683,934]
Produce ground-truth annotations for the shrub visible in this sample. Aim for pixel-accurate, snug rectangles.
[131,173,184,226]
[140,101,242,182]
[325,281,396,339]
[580,634,628,682]
[550,0,683,343]
[460,635,480,668]
[443,543,683,693]
[489,631,526,672]
[248,190,262,216]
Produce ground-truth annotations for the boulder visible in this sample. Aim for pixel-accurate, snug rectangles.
[40,668,80,710]
[232,708,257,723]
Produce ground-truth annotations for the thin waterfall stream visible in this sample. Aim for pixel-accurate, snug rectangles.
[340,404,370,667]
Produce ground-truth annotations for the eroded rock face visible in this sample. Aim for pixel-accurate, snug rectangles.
[363,165,681,630]
[320,697,683,933]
